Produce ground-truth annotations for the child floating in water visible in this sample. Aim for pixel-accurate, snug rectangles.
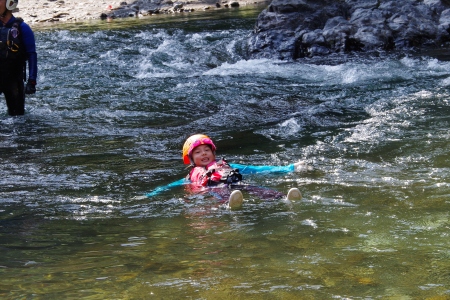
[181,134,307,209]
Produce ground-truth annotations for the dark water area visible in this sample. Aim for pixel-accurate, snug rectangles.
[1,6,450,299]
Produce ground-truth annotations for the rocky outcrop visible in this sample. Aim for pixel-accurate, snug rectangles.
[248,0,450,60]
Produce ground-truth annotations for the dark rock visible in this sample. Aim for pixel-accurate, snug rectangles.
[248,0,450,60]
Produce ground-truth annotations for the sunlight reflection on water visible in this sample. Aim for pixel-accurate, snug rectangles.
[1,9,450,299]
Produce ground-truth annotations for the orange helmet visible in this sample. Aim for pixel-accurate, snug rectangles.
[182,134,216,164]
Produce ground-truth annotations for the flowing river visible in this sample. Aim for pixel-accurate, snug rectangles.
[1,6,450,299]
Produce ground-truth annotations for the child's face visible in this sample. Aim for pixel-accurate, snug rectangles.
[191,144,215,167]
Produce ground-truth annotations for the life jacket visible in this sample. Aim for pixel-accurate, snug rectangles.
[188,158,243,187]
[0,17,26,63]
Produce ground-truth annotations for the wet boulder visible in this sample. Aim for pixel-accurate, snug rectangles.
[248,0,450,60]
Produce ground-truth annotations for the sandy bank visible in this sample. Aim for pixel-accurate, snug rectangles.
[15,0,269,24]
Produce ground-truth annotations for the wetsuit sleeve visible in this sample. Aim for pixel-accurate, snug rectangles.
[20,22,37,81]
[146,178,188,197]
[230,163,295,175]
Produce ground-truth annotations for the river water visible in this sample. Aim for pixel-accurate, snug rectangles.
[1,6,450,299]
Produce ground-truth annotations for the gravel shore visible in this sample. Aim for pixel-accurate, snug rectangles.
[15,0,268,24]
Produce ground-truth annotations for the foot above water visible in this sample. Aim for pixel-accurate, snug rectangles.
[286,188,302,201]
[227,190,243,209]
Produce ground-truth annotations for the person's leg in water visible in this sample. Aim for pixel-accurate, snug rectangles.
[240,185,302,201]
[208,187,243,209]
[5,78,25,116]
[2,66,25,116]
[209,184,301,208]
[241,185,285,200]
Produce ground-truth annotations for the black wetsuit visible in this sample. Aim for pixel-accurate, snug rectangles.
[0,16,37,116]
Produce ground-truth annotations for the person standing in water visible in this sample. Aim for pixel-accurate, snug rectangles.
[0,0,37,116]
[182,134,306,209]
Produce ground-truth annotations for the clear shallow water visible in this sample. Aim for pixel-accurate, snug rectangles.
[1,7,450,299]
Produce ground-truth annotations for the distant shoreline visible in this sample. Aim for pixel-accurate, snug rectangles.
[15,0,270,26]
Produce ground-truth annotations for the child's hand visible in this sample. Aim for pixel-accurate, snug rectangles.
[294,160,312,172]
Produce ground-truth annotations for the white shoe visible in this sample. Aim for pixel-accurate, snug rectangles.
[286,188,302,201]
[227,190,243,209]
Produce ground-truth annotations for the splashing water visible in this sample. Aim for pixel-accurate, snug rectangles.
[1,8,450,299]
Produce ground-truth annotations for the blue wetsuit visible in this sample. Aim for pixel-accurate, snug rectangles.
[0,16,37,116]
[230,163,295,174]
[146,163,296,198]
